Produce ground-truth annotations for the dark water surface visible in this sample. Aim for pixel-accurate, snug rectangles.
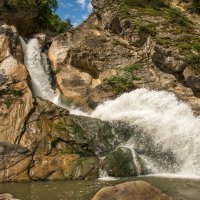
[0,176,200,200]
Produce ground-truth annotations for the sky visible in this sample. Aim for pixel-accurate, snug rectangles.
[57,0,93,27]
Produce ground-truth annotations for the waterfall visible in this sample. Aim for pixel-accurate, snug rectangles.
[20,38,60,104]
[20,37,200,178]
[90,89,200,177]
[20,37,87,116]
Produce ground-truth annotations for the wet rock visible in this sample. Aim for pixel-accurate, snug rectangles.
[183,66,200,91]
[92,181,173,200]
[103,147,138,177]
[0,193,20,200]
[32,33,47,49]
[0,143,32,182]
[30,155,99,181]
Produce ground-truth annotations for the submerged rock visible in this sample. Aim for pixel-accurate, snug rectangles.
[0,193,20,200]
[92,181,173,200]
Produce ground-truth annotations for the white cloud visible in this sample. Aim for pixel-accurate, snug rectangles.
[82,14,88,20]
[64,14,70,19]
[87,1,93,12]
[76,0,86,9]
[73,22,78,27]
[60,2,73,8]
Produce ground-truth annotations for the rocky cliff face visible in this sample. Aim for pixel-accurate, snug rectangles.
[0,23,33,144]
[49,0,200,114]
[0,21,99,182]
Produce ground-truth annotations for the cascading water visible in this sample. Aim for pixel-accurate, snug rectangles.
[20,37,200,178]
[90,89,200,177]
[20,37,87,116]
[20,38,60,104]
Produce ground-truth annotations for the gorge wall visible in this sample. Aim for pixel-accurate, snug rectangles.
[49,0,200,114]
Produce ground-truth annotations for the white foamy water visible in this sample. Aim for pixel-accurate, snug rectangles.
[21,38,60,104]
[90,89,200,177]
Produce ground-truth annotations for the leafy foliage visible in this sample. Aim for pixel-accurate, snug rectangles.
[124,63,142,73]
[105,63,143,94]
[5,0,72,33]
[105,76,134,94]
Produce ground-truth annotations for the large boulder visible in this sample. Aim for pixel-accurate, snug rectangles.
[0,142,32,182]
[0,193,20,200]
[103,147,139,177]
[92,181,173,200]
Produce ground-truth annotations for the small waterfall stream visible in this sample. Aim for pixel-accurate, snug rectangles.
[20,37,200,179]
[20,37,88,116]
[21,38,60,104]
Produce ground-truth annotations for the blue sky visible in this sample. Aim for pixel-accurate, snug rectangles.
[57,0,92,27]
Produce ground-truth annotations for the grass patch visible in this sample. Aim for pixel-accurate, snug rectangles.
[123,0,169,9]
[178,43,193,52]
[11,89,23,97]
[4,99,13,109]
[105,76,134,94]
[133,19,158,37]
[185,53,200,65]
[139,25,157,36]
[165,9,191,27]
[156,37,172,46]
[194,43,200,53]
[105,63,143,94]
[124,63,143,72]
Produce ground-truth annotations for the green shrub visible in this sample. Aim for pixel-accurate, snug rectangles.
[139,25,157,36]
[11,89,23,97]
[185,53,200,64]
[105,75,134,94]
[4,99,13,108]
[5,0,72,33]
[124,63,143,73]
[194,43,200,52]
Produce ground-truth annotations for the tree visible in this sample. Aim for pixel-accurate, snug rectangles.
[4,0,72,33]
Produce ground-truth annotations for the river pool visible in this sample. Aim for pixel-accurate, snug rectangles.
[0,176,200,200]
